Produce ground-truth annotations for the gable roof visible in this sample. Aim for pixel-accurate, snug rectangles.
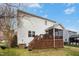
[45,23,64,31]
[67,30,77,33]
[17,9,56,23]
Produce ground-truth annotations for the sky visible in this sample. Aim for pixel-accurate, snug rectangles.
[1,3,79,32]
[19,3,79,32]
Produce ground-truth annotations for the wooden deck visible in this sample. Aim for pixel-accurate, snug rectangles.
[28,28,64,49]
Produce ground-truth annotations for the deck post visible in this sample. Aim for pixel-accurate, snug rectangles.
[53,28,55,48]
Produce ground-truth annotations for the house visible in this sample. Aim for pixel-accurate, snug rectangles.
[69,34,79,45]
[63,29,77,44]
[0,9,76,48]
[16,10,64,48]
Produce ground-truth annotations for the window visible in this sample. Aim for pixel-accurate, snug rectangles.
[48,29,53,35]
[55,29,63,39]
[65,39,67,41]
[45,20,47,25]
[55,29,59,36]
[28,31,35,37]
[28,31,31,37]
[32,31,35,37]
[59,30,63,36]
[55,31,59,36]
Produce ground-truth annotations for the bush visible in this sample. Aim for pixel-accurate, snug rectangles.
[1,46,6,49]
[28,48,32,51]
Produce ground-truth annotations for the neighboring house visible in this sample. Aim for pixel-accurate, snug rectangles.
[16,10,64,48]
[63,29,77,44]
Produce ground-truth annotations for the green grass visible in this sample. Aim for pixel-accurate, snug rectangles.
[65,46,79,56]
[0,46,79,56]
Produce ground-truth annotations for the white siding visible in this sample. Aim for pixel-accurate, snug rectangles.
[63,30,69,43]
[63,30,77,43]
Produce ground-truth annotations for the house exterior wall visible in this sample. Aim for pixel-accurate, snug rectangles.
[17,10,64,46]
[63,30,69,43]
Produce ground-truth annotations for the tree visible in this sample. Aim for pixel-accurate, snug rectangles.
[0,3,17,47]
[0,3,32,47]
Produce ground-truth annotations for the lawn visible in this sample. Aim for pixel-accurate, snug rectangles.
[0,46,79,56]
